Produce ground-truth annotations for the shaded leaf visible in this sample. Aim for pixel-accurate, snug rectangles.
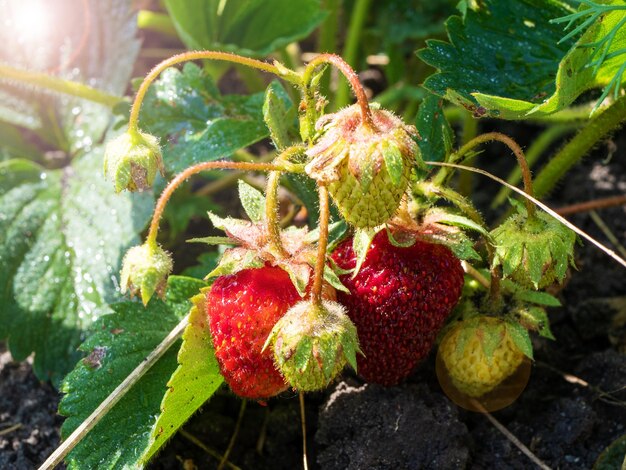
[506,321,534,359]
[0,150,152,383]
[163,0,326,57]
[415,93,454,164]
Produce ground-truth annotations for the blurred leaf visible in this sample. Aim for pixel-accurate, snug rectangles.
[163,0,326,57]
[0,149,152,383]
[0,123,40,161]
[141,289,223,463]
[59,276,206,469]
[140,64,291,174]
[593,433,626,470]
[0,0,140,152]
[415,93,454,164]
[181,252,221,279]
[418,0,593,119]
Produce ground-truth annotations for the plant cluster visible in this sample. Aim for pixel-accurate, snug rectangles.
[1,0,626,468]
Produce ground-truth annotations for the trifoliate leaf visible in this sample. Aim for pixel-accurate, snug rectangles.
[140,288,223,464]
[59,276,206,469]
[0,151,152,384]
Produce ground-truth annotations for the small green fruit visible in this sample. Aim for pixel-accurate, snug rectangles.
[491,207,576,289]
[305,105,421,228]
[265,300,359,391]
[120,242,173,305]
[104,130,164,193]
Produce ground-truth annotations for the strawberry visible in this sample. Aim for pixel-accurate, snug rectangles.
[331,231,464,385]
[438,316,525,398]
[305,104,421,228]
[206,266,301,399]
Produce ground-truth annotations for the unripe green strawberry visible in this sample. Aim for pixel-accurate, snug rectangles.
[439,317,524,397]
[265,300,359,391]
[104,130,164,193]
[120,242,172,305]
[305,104,421,228]
[491,206,576,289]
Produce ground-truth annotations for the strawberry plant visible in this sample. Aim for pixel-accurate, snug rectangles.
[1,0,626,468]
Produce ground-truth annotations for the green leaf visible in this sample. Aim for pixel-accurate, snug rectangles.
[163,0,326,57]
[140,289,223,464]
[506,321,534,359]
[418,0,585,120]
[436,212,488,236]
[382,140,404,186]
[59,276,206,469]
[593,433,626,470]
[263,81,297,149]
[515,289,561,307]
[238,180,266,223]
[0,0,140,151]
[415,93,454,164]
[0,150,152,383]
[139,63,272,174]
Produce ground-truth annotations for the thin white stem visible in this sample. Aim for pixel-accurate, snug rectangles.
[425,161,626,270]
[38,315,189,470]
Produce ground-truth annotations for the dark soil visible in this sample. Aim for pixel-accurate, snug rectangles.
[2,136,625,470]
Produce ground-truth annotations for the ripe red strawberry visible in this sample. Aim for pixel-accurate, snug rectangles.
[331,232,464,385]
[206,266,302,399]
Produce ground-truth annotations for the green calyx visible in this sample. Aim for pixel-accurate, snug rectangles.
[120,242,173,305]
[104,130,164,193]
[305,104,421,228]
[490,206,576,290]
[264,300,360,391]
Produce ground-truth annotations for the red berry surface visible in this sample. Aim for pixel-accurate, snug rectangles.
[206,266,301,399]
[331,232,464,385]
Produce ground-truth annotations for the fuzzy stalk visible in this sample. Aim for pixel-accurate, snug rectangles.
[145,161,292,249]
[311,184,331,305]
[533,95,626,198]
[128,51,295,136]
[334,0,373,110]
[304,53,374,129]
[434,132,536,217]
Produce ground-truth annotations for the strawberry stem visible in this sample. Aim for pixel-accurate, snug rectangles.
[128,51,297,135]
[265,146,305,258]
[435,132,536,217]
[146,161,293,248]
[303,53,375,130]
[311,184,330,305]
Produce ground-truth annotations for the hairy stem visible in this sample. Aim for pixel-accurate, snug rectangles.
[426,160,626,270]
[0,64,121,107]
[311,184,330,305]
[334,0,373,110]
[128,51,293,135]
[266,171,288,257]
[533,95,626,198]
[434,132,536,217]
[493,124,574,208]
[304,53,374,129]
[146,161,291,248]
